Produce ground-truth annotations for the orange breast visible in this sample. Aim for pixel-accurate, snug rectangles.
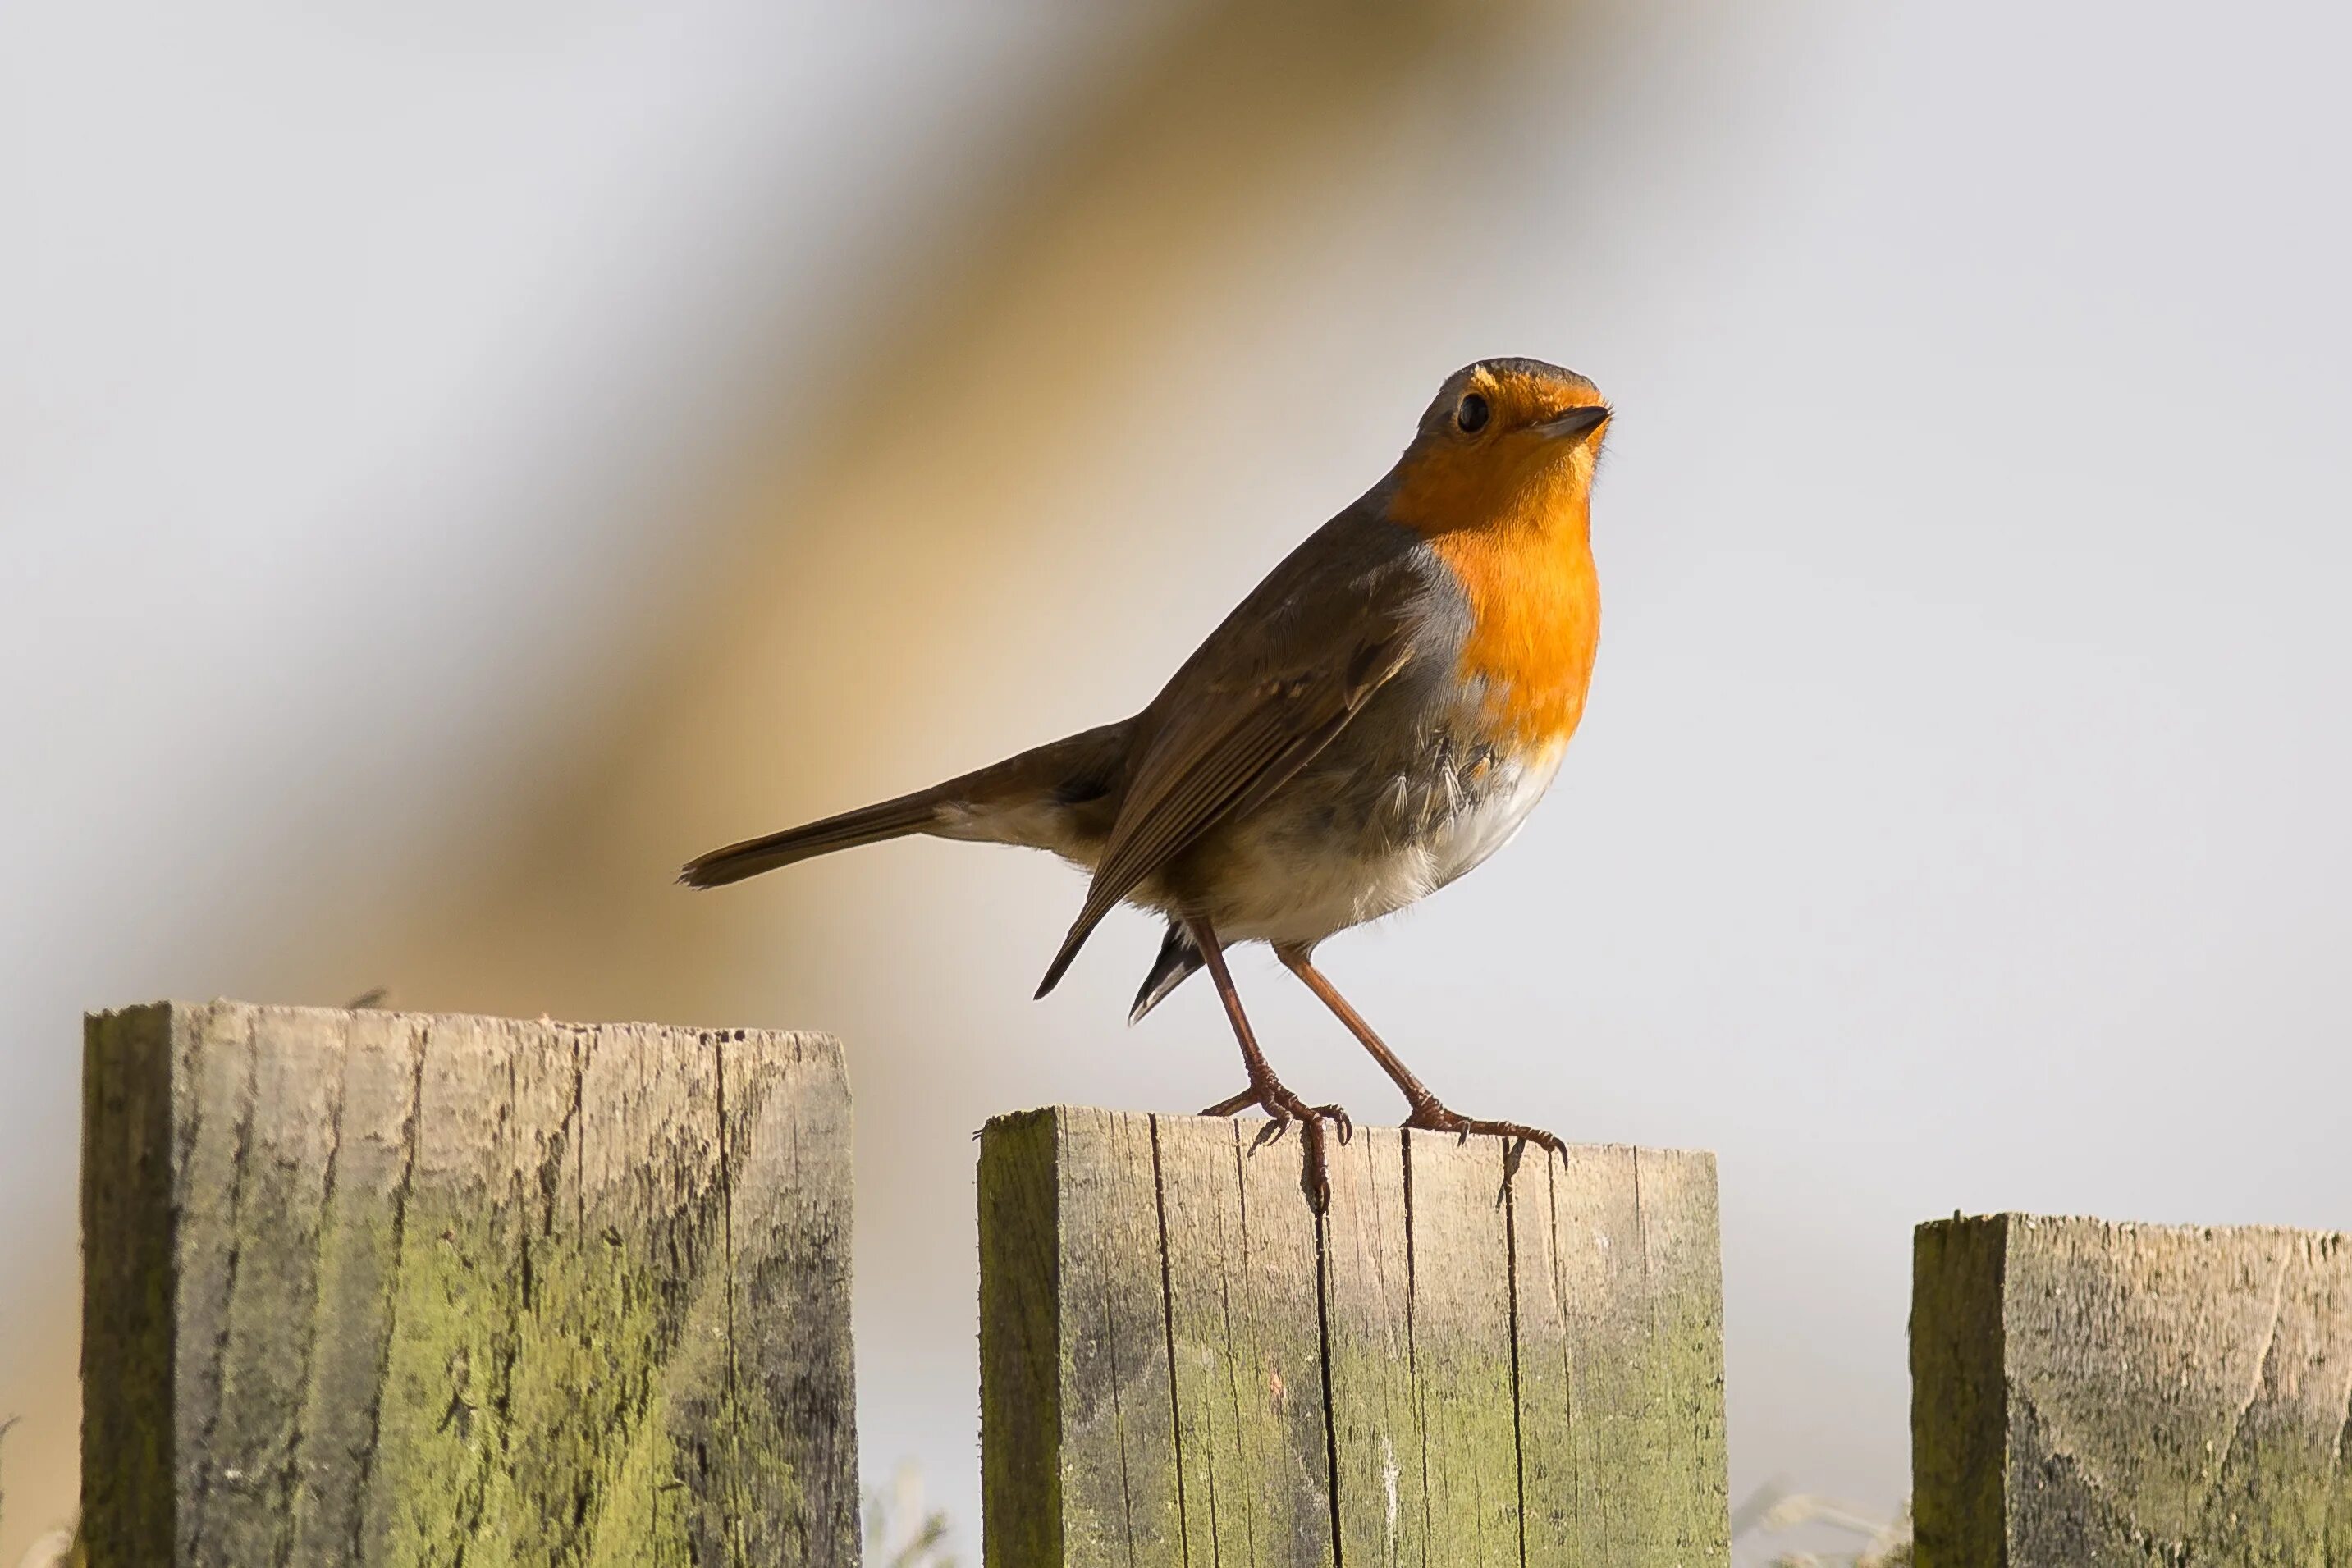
[1385,416,1606,754]
[1427,519,1601,752]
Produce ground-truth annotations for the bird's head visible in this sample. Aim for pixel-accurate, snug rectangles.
[1381,359,1610,537]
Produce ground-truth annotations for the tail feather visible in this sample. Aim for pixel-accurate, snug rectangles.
[680,791,943,888]
[680,717,1133,893]
[1127,921,1203,1024]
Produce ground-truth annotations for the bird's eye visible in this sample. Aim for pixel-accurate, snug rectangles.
[1455,393,1489,433]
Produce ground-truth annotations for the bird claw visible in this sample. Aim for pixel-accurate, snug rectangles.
[1403,1100,1566,1159]
[1200,1086,1257,1118]
[1200,1077,1351,1210]
[1201,1084,1352,1144]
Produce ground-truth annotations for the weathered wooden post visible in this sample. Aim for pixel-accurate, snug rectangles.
[80,1000,860,1567]
[1912,1213,2352,1566]
[977,1106,1729,1566]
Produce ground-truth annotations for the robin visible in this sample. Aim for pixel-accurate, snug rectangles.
[684,358,1610,1205]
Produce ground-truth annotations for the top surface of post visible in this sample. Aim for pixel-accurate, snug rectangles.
[977,1104,1730,1568]
[80,999,860,1568]
[1912,1211,2352,1566]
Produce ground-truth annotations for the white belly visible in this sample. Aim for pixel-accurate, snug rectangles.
[1421,742,1563,889]
[1208,742,1564,948]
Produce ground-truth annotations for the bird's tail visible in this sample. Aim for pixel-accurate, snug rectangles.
[1127,921,1204,1025]
[679,718,1132,889]
[678,790,947,888]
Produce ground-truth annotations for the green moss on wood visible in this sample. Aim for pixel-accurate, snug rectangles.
[979,1109,1729,1566]
[78,1003,853,1568]
[1914,1214,2352,1567]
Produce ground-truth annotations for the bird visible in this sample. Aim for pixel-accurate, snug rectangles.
[684,358,1611,1205]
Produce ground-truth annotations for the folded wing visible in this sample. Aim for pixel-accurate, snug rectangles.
[1033,517,1426,996]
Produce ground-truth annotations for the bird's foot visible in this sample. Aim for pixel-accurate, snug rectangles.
[1402,1098,1566,1159]
[1200,1079,1353,1143]
[1201,1077,1352,1211]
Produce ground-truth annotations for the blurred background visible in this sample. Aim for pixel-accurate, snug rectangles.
[6,1,2350,1560]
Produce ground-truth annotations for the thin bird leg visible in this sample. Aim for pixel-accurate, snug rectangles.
[1187,916,1351,1209]
[1277,945,1565,1157]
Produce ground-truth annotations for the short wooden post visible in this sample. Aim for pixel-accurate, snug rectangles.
[80,1000,859,1567]
[977,1107,1729,1566]
[1912,1213,2352,1566]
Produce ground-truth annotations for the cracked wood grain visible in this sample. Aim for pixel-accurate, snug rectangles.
[1912,1213,2352,1567]
[80,1001,858,1568]
[1156,1118,1333,1566]
[977,1108,1727,1567]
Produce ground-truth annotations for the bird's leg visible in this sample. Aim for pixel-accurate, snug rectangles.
[1187,917,1350,1209]
[1277,946,1565,1157]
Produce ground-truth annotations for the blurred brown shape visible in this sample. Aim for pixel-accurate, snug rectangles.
[353,0,1562,1027]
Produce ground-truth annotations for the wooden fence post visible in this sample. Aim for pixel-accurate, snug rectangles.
[977,1106,1729,1567]
[80,1000,859,1567]
[1912,1213,2352,1566]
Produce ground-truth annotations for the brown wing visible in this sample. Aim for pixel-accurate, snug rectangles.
[1032,514,1430,996]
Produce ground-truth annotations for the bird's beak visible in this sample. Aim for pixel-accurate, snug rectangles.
[1536,405,1611,441]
